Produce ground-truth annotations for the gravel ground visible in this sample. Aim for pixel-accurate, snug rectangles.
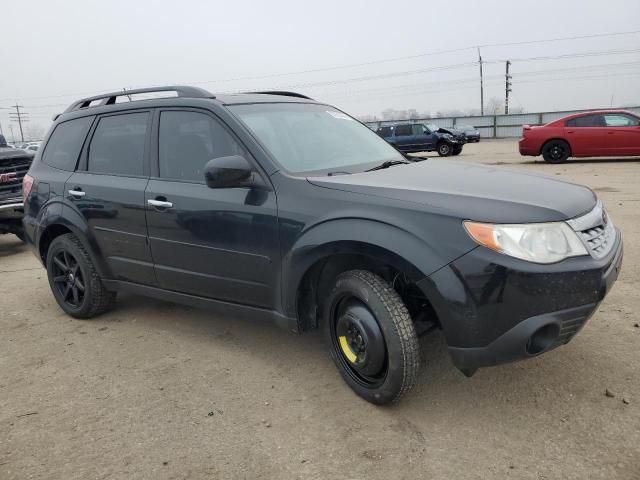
[1,139,639,480]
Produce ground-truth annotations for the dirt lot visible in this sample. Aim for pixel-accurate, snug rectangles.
[1,139,639,480]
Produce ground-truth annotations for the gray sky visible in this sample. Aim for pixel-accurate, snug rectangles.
[1,0,639,140]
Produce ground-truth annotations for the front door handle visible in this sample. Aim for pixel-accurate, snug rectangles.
[147,199,173,209]
[68,189,86,198]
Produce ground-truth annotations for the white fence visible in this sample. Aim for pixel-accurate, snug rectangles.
[364,106,640,138]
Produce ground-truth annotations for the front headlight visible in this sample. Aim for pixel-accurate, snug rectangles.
[463,221,588,264]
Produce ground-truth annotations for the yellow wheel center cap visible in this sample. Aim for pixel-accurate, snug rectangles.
[338,335,358,363]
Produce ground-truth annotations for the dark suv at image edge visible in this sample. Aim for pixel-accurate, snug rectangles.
[22,86,623,404]
[0,134,33,240]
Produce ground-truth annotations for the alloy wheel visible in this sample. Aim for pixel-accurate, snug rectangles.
[51,250,86,308]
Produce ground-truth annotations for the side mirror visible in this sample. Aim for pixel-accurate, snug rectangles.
[204,155,253,189]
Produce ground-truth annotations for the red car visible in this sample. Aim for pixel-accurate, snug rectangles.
[519,110,640,163]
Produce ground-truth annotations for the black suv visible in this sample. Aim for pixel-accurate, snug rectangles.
[23,86,623,404]
[0,134,32,241]
[376,122,466,156]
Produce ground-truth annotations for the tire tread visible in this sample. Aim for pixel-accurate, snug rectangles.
[336,269,419,404]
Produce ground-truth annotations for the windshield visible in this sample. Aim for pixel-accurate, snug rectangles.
[230,103,404,174]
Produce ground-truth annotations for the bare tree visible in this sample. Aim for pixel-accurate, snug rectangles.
[485,97,504,115]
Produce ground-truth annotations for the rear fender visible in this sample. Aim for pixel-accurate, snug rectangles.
[37,202,112,279]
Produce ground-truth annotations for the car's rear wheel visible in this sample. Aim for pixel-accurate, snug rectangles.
[46,233,116,319]
[437,142,452,157]
[542,140,570,163]
[323,270,419,405]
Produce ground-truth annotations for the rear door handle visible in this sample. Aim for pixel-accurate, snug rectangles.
[147,199,173,209]
[607,131,615,134]
[68,189,86,198]
[566,131,574,134]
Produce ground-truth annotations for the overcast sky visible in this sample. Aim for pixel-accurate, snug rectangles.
[1,0,639,140]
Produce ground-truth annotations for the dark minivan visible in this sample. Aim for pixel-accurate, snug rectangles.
[23,86,622,404]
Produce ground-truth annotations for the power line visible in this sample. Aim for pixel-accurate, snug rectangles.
[3,29,640,103]
[7,104,28,142]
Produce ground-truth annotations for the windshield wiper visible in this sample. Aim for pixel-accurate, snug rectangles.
[366,159,410,172]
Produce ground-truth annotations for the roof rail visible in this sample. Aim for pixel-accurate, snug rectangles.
[246,91,314,100]
[63,85,214,113]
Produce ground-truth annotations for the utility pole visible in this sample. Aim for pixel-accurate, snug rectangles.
[8,103,28,142]
[505,60,512,115]
[478,47,484,116]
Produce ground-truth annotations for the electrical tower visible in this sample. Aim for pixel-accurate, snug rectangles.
[8,104,29,142]
[478,47,484,116]
[505,60,512,115]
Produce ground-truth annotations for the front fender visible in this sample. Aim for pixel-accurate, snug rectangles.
[281,218,449,317]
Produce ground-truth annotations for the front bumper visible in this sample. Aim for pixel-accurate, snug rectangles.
[0,199,24,220]
[418,231,623,369]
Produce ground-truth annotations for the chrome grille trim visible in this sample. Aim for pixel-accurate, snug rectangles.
[566,201,616,259]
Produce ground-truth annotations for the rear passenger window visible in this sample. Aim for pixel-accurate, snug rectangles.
[158,111,244,182]
[41,116,93,171]
[88,113,148,176]
[566,115,604,127]
[394,124,412,136]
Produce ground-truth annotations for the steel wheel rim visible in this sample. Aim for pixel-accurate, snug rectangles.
[330,296,387,388]
[550,144,565,160]
[51,250,86,308]
[440,144,450,155]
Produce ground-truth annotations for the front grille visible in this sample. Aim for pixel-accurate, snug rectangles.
[579,223,615,259]
[0,157,30,199]
[556,316,587,345]
[567,201,616,259]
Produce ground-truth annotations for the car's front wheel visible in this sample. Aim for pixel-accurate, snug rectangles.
[46,233,116,319]
[437,142,452,156]
[542,139,570,163]
[324,270,420,405]
[452,146,463,156]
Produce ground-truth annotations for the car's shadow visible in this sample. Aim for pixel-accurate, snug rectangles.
[522,157,640,165]
[0,235,28,258]
[93,293,622,413]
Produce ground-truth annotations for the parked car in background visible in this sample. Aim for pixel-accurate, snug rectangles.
[0,134,33,241]
[376,122,466,156]
[455,124,481,142]
[519,110,640,163]
[25,144,40,153]
[23,86,622,404]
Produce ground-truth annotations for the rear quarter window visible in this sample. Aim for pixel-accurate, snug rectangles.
[41,116,94,171]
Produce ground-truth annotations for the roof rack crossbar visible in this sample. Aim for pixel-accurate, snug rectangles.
[63,85,214,113]
[246,91,313,100]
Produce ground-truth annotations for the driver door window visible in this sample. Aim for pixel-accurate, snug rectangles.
[158,110,244,182]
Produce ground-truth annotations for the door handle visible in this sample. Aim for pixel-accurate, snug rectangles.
[566,131,574,134]
[147,199,173,209]
[607,131,615,134]
[68,189,86,198]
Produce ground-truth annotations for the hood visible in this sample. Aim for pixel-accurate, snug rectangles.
[307,160,596,223]
[437,127,462,135]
